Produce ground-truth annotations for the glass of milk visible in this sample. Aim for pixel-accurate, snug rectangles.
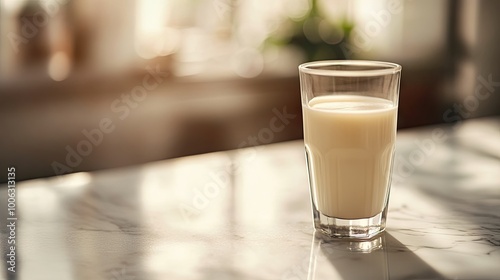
[299,60,402,239]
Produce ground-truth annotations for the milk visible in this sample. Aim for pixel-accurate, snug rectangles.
[303,95,397,219]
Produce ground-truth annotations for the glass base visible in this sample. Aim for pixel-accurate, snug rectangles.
[312,206,388,240]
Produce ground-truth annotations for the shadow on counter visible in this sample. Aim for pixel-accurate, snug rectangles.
[307,232,443,280]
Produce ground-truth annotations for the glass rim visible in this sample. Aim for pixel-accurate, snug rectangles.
[299,60,402,77]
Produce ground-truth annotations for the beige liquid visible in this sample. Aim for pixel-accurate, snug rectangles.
[303,95,397,219]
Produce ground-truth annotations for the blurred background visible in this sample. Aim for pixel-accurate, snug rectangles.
[1,0,499,182]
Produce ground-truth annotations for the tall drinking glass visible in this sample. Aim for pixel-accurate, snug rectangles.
[299,60,402,239]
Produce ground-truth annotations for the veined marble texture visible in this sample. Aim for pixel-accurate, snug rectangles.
[0,117,499,280]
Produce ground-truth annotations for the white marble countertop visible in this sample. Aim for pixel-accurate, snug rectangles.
[1,117,500,280]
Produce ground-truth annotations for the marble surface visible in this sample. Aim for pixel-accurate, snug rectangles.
[1,117,500,280]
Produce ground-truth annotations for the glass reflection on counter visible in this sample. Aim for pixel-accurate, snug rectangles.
[307,233,388,280]
[307,232,444,279]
